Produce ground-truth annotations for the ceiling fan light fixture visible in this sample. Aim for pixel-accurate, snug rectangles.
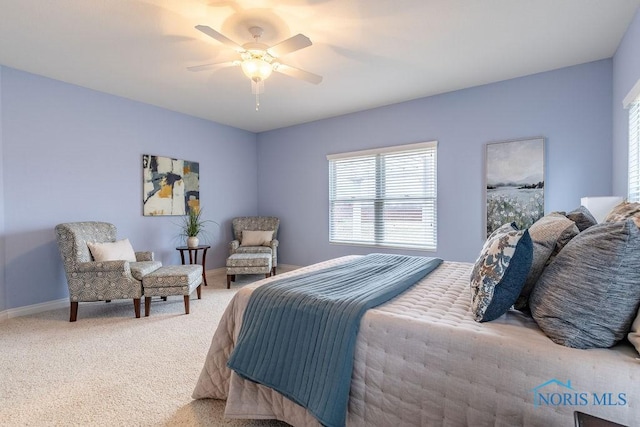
[193,24,321,111]
[240,56,273,82]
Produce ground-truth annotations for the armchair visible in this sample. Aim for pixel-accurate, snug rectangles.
[55,222,161,321]
[229,216,280,275]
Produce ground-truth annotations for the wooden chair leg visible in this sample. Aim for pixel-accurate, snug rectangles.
[265,273,270,278]
[184,295,190,315]
[196,284,201,299]
[144,297,151,317]
[70,301,78,322]
[133,298,141,318]
[272,266,277,276]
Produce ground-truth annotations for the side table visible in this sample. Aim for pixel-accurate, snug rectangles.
[176,245,210,286]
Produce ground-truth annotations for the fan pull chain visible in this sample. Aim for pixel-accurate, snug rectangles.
[251,79,263,111]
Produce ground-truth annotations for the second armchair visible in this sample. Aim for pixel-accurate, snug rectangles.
[228,216,279,276]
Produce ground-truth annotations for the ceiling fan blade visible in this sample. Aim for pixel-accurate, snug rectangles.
[267,34,312,57]
[274,63,323,84]
[195,25,244,52]
[187,61,238,72]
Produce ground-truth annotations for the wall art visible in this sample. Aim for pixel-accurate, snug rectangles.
[486,137,544,237]
[142,154,199,216]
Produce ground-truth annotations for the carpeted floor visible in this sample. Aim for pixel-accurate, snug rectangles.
[0,268,297,427]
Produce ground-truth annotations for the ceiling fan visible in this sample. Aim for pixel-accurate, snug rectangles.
[189,25,323,110]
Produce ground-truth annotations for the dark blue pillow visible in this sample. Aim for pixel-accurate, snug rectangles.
[470,222,533,322]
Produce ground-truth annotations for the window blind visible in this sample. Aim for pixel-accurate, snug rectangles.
[328,141,437,250]
[629,101,640,202]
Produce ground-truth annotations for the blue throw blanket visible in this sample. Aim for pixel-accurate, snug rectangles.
[227,253,443,427]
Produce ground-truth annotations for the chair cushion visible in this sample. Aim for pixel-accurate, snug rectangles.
[142,265,202,288]
[235,246,272,255]
[129,261,162,280]
[142,265,202,297]
[87,238,136,262]
[227,253,272,268]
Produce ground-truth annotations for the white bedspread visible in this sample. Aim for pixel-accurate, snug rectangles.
[193,256,640,426]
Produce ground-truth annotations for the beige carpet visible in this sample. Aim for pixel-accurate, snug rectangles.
[0,268,298,427]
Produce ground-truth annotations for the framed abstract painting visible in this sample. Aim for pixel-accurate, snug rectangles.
[142,154,200,216]
[485,137,544,237]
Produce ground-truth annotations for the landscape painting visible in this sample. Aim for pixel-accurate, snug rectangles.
[486,138,544,237]
[143,154,200,216]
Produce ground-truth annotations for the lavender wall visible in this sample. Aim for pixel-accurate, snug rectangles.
[257,60,613,266]
[613,8,640,196]
[0,67,5,313]
[0,56,621,312]
[1,66,258,310]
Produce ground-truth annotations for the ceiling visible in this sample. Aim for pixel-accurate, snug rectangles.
[0,0,639,133]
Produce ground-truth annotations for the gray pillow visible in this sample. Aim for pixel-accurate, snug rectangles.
[565,205,597,231]
[470,222,532,322]
[514,213,578,311]
[530,219,640,348]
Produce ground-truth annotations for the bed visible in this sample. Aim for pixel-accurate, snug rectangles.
[193,255,640,427]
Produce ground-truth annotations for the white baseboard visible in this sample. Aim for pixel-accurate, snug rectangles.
[3,298,68,320]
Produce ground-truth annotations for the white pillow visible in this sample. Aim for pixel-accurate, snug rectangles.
[87,238,136,262]
[240,230,273,247]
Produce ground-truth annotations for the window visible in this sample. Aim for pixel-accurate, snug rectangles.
[327,141,437,250]
[625,79,640,202]
[629,100,640,202]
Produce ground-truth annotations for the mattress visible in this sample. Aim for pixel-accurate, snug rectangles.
[193,256,640,426]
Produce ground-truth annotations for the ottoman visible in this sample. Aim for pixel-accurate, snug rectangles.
[226,253,272,289]
[142,265,202,316]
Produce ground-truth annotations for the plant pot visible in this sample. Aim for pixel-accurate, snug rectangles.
[187,236,199,248]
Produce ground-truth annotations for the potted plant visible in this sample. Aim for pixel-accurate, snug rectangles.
[180,207,211,248]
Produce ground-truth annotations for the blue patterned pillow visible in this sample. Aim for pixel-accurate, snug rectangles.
[470,222,533,322]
